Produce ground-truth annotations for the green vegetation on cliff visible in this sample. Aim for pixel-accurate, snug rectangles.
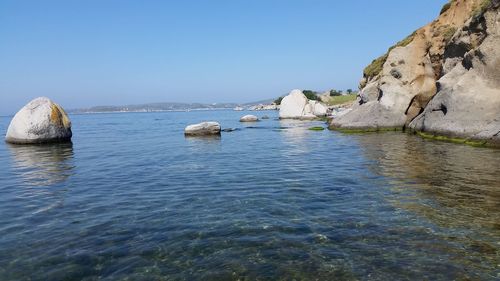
[303,90,319,100]
[473,0,492,17]
[363,32,416,79]
[440,2,452,15]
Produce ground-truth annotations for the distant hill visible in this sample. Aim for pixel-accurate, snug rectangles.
[68,99,275,114]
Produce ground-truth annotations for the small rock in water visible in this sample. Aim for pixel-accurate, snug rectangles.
[239,115,259,122]
[5,97,72,144]
[313,234,329,243]
[184,122,221,136]
[261,115,270,119]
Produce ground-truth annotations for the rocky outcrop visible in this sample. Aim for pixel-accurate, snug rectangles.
[279,89,328,119]
[239,115,259,122]
[184,122,221,136]
[409,1,500,146]
[330,0,500,146]
[5,97,72,144]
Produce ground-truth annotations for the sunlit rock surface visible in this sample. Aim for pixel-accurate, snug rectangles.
[6,97,72,144]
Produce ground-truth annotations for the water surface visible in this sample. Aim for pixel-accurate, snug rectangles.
[0,111,498,280]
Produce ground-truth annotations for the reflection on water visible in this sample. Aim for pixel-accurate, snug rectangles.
[355,133,500,227]
[185,135,221,153]
[354,133,500,271]
[279,120,319,154]
[8,142,74,186]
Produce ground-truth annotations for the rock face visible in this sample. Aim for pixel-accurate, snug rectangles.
[5,97,72,144]
[184,122,221,136]
[409,1,500,146]
[330,0,500,145]
[279,89,328,119]
[239,115,259,122]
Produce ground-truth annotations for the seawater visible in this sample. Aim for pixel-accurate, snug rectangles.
[0,110,499,280]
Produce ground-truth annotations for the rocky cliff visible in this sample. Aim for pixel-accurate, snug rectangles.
[330,0,500,146]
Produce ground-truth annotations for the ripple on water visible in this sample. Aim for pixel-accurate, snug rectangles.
[0,112,498,280]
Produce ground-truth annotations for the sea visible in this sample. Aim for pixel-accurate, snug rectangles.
[0,110,499,280]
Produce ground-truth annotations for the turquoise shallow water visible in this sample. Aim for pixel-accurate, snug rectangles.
[0,110,499,280]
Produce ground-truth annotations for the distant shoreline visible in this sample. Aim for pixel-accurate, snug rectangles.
[67,108,238,115]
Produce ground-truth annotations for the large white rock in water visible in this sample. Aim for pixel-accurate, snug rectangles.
[184,122,221,136]
[5,97,72,144]
[239,115,259,122]
[279,89,328,119]
[279,89,308,119]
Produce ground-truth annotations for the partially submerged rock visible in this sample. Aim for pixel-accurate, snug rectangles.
[5,97,72,144]
[279,89,329,119]
[308,126,325,131]
[184,122,221,136]
[239,115,259,122]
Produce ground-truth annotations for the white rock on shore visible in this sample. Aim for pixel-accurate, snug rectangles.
[279,90,308,119]
[279,89,329,119]
[5,97,72,144]
[184,122,221,136]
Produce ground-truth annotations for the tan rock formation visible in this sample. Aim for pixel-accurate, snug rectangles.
[330,0,499,146]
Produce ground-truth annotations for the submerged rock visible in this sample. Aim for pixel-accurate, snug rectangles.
[184,122,221,136]
[308,126,325,131]
[5,97,72,144]
[239,115,259,122]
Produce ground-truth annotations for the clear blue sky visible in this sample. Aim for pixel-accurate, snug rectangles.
[0,0,447,115]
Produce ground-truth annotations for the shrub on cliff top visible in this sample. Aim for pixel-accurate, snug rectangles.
[363,54,388,79]
[440,2,452,15]
[274,96,283,105]
[303,90,319,100]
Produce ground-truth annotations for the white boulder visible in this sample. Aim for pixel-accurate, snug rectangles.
[311,100,328,117]
[184,122,221,136]
[279,89,309,119]
[279,89,328,119]
[239,115,259,122]
[5,97,72,144]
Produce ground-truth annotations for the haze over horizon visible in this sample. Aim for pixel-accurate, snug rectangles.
[0,0,448,115]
